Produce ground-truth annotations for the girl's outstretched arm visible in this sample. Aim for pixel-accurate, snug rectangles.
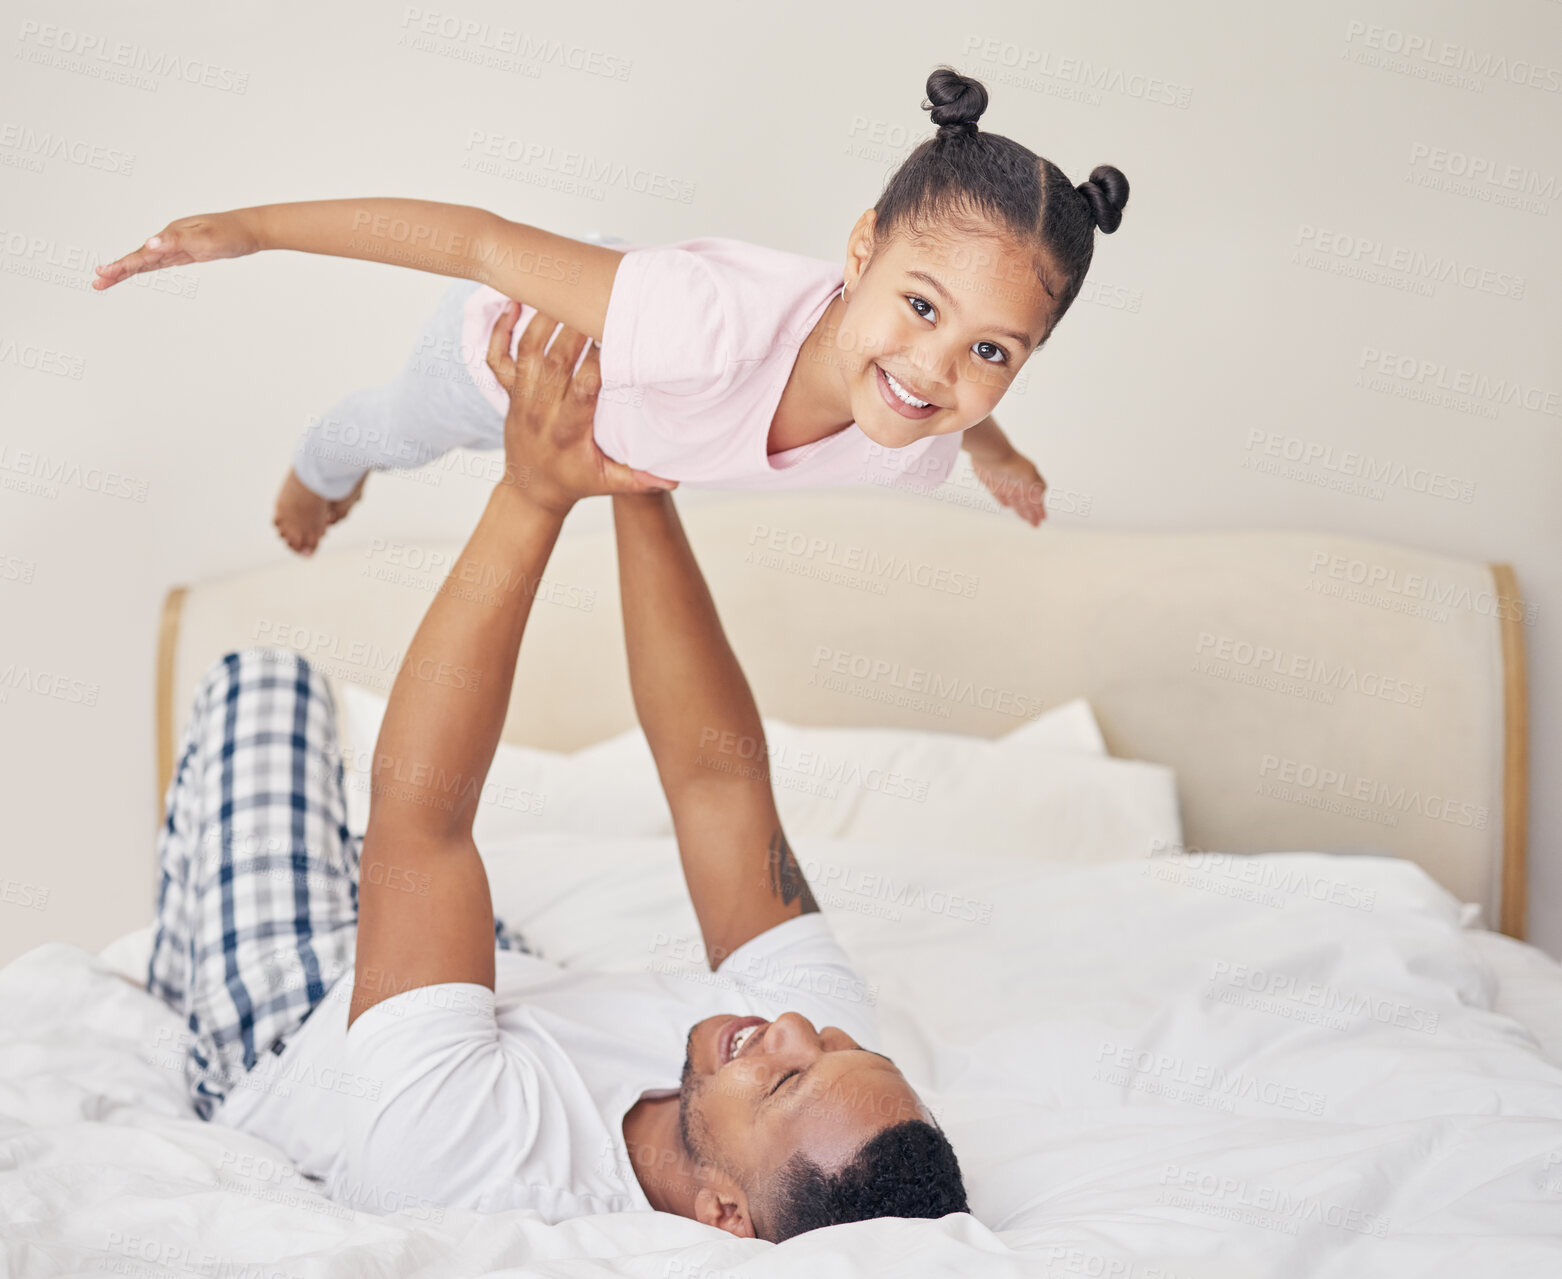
[93,199,622,341]
[963,415,1049,527]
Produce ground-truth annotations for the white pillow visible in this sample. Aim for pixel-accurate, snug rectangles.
[1001,696,1107,755]
[758,714,1179,861]
[334,684,1179,862]
[334,682,673,844]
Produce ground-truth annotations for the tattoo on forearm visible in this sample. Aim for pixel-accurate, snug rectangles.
[766,828,820,915]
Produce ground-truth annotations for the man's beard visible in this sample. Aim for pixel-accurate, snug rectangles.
[677,1027,714,1166]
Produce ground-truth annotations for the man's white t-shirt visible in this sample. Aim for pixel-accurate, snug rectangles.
[212,913,881,1222]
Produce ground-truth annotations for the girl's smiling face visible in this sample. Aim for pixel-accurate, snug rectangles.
[830,209,1057,450]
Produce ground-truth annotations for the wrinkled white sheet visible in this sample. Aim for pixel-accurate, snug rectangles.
[5,840,1562,1278]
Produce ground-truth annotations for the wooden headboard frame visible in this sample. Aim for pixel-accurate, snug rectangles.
[152,494,1529,938]
[1492,564,1530,937]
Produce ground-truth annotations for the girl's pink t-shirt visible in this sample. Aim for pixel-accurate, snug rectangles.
[458,237,963,493]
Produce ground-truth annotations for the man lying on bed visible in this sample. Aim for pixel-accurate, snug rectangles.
[147,300,969,1242]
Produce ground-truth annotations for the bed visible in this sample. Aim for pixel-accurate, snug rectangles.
[5,487,1558,1276]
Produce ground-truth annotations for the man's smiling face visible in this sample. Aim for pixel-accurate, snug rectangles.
[675,1011,933,1207]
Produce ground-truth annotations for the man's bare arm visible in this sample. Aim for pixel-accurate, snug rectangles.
[349,305,673,1032]
[348,480,566,1030]
[612,492,818,969]
[95,199,622,341]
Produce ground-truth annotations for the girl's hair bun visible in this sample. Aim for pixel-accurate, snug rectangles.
[1076,165,1130,234]
[924,66,988,137]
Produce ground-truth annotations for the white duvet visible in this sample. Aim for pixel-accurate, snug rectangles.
[5,697,1562,1276]
[5,840,1562,1277]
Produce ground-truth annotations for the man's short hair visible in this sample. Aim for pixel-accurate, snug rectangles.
[761,1119,969,1242]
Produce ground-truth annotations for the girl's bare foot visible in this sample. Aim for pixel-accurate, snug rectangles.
[273,468,367,556]
[326,472,368,527]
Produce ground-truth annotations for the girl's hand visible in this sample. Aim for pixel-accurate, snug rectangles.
[93,211,262,291]
[971,446,1048,527]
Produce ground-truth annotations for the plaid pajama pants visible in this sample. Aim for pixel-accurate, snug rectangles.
[146,648,528,1120]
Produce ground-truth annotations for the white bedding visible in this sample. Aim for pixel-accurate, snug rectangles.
[334,684,1185,864]
[6,696,1561,1275]
[7,839,1562,1277]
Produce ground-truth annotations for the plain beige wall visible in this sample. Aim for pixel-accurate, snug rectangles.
[1,0,1557,963]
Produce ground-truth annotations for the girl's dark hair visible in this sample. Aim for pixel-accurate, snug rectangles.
[872,66,1130,336]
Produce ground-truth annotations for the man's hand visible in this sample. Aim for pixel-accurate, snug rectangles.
[485,301,675,511]
[93,211,262,290]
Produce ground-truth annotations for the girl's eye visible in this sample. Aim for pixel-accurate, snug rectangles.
[909,295,1008,365]
[769,1069,800,1096]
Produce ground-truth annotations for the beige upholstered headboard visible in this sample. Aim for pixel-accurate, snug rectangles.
[155,489,1528,937]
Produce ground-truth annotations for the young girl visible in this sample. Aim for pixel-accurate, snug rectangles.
[95,68,1128,555]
